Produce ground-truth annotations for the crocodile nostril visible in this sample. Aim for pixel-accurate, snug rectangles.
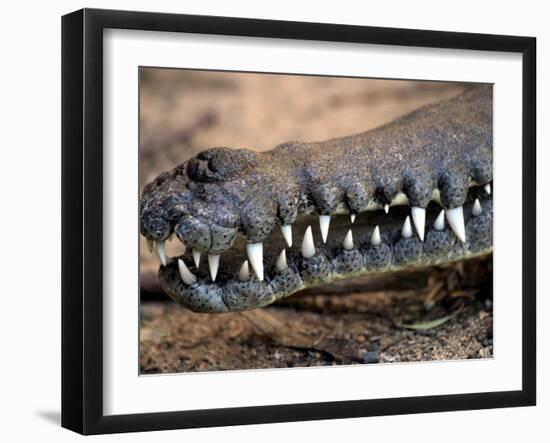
[187,147,258,183]
[207,161,217,173]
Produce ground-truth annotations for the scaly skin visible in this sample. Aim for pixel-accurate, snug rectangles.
[140,85,493,312]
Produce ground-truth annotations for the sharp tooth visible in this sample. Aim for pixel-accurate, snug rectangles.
[156,240,167,266]
[384,204,390,214]
[146,238,154,253]
[370,225,381,246]
[411,207,426,241]
[319,215,331,243]
[484,184,491,195]
[350,213,356,224]
[238,260,250,282]
[192,249,201,269]
[401,216,413,239]
[246,242,264,281]
[281,224,293,248]
[207,254,220,282]
[434,210,445,231]
[276,249,288,271]
[343,229,354,250]
[178,259,197,285]
[446,206,466,243]
[301,226,316,258]
[472,198,483,216]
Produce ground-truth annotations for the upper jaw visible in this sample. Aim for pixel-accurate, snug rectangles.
[140,149,491,241]
[141,152,492,282]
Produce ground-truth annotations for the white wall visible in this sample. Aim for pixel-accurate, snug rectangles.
[0,0,546,441]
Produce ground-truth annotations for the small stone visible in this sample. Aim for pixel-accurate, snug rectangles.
[362,350,379,364]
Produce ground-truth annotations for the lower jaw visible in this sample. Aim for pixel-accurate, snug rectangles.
[159,197,492,313]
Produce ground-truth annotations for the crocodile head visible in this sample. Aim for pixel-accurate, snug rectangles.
[140,85,493,312]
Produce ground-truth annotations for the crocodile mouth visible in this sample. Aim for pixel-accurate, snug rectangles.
[140,85,493,313]
[155,187,492,312]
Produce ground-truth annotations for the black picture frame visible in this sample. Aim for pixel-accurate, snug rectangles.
[61,8,536,435]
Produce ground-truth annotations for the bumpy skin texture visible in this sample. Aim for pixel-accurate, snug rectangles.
[141,85,493,313]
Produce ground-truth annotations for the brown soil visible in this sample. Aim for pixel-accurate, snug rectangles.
[138,69,492,374]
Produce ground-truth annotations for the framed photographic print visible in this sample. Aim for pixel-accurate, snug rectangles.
[61,8,536,435]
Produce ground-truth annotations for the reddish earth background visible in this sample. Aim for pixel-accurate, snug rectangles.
[139,69,493,374]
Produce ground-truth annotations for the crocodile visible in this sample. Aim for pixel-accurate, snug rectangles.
[140,85,493,313]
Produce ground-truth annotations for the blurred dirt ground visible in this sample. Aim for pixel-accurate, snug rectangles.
[139,69,492,374]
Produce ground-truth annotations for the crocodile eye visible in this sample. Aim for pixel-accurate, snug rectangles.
[187,147,258,183]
